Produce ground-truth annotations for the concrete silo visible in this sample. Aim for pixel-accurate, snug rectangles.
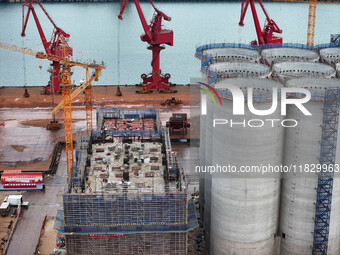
[280,78,340,255]
[272,62,336,82]
[261,48,319,65]
[203,48,260,63]
[203,93,216,251]
[199,109,206,222]
[208,78,283,255]
[208,62,271,80]
[320,48,340,65]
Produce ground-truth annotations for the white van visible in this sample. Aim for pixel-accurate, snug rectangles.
[3,195,29,207]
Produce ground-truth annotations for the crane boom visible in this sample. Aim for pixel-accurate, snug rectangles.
[0,42,104,72]
[119,0,152,41]
[239,0,282,45]
[22,0,49,53]
[21,0,72,93]
[51,73,97,115]
[0,42,37,57]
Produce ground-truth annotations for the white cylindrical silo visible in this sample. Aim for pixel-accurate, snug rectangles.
[208,62,271,80]
[272,62,336,82]
[199,79,207,215]
[280,78,340,255]
[261,48,319,65]
[320,48,340,65]
[203,48,260,63]
[208,78,283,255]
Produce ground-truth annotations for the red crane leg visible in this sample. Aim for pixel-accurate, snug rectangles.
[140,45,171,92]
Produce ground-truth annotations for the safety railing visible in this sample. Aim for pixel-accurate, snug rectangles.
[92,129,160,137]
[195,42,340,84]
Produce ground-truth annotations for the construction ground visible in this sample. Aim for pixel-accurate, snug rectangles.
[0,84,203,255]
[0,85,199,171]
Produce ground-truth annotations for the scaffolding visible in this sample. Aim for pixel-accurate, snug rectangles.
[65,232,187,255]
[73,132,90,190]
[195,42,340,84]
[56,196,197,254]
[312,87,340,254]
[96,108,162,132]
[57,108,197,254]
[62,192,188,232]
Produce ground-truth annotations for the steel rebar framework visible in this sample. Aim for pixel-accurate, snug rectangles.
[312,87,340,254]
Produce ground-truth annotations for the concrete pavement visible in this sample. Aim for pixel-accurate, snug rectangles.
[6,150,67,255]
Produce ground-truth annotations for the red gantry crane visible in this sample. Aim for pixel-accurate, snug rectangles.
[21,0,72,94]
[239,0,283,45]
[118,0,175,93]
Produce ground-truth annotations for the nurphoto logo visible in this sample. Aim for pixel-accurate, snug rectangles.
[199,82,312,128]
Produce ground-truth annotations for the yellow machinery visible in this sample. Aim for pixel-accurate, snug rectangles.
[274,0,339,45]
[51,68,99,134]
[0,40,105,181]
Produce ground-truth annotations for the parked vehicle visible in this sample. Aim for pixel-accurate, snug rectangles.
[3,195,29,207]
[0,202,10,217]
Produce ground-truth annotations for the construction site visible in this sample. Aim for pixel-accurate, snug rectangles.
[0,0,339,254]
[51,108,198,254]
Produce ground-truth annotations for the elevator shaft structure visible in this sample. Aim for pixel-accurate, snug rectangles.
[312,87,340,254]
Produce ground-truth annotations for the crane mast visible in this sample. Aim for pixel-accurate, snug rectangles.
[21,0,72,93]
[239,0,282,45]
[118,0,175,93]
[0,39,105,182]
[273,0,339,45]
[307,0,317,45]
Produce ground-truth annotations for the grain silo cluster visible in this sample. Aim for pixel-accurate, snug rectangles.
[196,44,340,255]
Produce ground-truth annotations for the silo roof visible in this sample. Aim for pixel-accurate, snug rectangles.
[272,62,336,79]
[262,48,318,60]
[214,78,282,102]
[320,47,340,61]
[209,62,271,78]
[203,48,259,59]
[286,78,340,100]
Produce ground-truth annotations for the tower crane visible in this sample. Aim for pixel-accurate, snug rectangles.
[239,0,283,45]
[118,0,175,93]
[21,0,72,94]
[0,41,105,181]
[273,0,339,45]
[51,68,101,135]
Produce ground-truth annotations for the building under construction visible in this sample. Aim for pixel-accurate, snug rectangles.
[55,108,197,255]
